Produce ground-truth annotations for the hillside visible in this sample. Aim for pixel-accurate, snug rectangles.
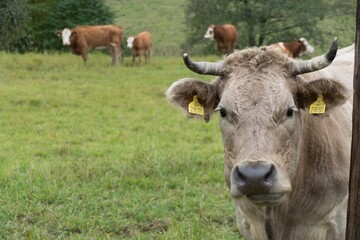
[106,0,187,56]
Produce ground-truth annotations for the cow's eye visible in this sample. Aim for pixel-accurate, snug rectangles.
[286,107,298,118]
[286,108,293,117]
[219,108,227,118]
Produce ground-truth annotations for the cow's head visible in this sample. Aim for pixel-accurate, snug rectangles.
[55,28,76,46]
[298,37,314,55]
[127,37,135,49]
[166,38,350,205]
[204,25,215,40]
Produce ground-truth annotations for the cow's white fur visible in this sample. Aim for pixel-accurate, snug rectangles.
[127,37,135,48]
[204,26,215,40]
[299,37,314,54]
[61,28,72,46]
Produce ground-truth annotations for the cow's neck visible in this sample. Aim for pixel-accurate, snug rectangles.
[283,42,302,58]
[264,207,274,240]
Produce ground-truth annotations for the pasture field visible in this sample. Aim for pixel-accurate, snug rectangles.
[0,52,243,239]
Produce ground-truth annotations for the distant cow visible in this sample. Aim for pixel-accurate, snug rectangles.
[127,31,152,65]
[56,25,123,65]
[166,39,354,240]
[269,38,314,58]
[204,24,237,55]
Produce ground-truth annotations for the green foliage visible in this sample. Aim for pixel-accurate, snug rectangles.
[0,52,242,239]
[184,0,356,54]
[27,0,58,51]
[313,0,356,52]
[49,0,115,29]
[0,0,31,52]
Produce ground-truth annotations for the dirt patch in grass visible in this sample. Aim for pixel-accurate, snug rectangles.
[141,220,169,233]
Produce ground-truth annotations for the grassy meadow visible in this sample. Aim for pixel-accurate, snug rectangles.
[0,52,243,239]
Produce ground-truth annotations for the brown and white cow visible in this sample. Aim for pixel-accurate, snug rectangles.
[166,38,354,240]
[126,31,152,65]
[204,24,238,55]
[56,25,123,65]
[269,37,314,58]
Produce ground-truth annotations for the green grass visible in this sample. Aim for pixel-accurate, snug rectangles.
[0,52,243,239]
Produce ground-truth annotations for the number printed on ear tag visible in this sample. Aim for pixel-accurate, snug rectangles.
[309,95,326,114]
[188,95,204,116]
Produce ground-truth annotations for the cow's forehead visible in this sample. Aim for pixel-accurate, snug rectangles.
[222,48,292,78]
[62,28,72,38]
[219,50,295,113]
[127,37,134,43]
[220,72,294,113]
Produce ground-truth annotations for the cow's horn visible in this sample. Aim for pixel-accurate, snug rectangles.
[183,53,224,76]
[292,38,338,75]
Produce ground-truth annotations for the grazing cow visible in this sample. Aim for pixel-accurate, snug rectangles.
[269,37,314,58]
[204,24,238,55]
[56,25,123,65]
[166,38,354,240]
[126,31,152,65]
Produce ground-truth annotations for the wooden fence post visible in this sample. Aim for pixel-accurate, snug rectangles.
[346,0,360,239]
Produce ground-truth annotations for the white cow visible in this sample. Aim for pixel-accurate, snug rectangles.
[166,39,354,240]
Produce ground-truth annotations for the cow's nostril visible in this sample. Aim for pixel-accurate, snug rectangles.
[236,165,246,184]
[264,164,275,183]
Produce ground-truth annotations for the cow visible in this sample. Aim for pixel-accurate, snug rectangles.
[56,25,123,65]
[204,24,238,55]
[166,38,354,240]
[268,37,314,58]
[126,31,152,65]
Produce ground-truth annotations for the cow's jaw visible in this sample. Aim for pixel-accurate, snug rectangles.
[61,28,72,46]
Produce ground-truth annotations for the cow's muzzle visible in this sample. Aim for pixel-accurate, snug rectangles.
[230,161,284,203]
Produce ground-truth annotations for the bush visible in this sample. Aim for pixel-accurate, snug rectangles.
[0,0,31,52]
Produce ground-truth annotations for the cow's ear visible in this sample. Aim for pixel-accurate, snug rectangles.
[297,78,351,114]
[166,78,219,122]
[55,31,62,37]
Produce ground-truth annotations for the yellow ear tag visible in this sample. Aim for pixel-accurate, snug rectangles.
[309,95,326,114]
[188,95,204,116]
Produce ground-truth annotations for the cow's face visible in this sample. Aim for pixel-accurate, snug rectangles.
[56,28,74,46]
[299,37,314,55]
[127,37,135,48]
[204,25,215,40]
[166,40,349,206]
[217,59,298,204]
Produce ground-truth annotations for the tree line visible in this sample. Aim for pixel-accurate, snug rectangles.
[0,0,356,55]
[183,0,356,54]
